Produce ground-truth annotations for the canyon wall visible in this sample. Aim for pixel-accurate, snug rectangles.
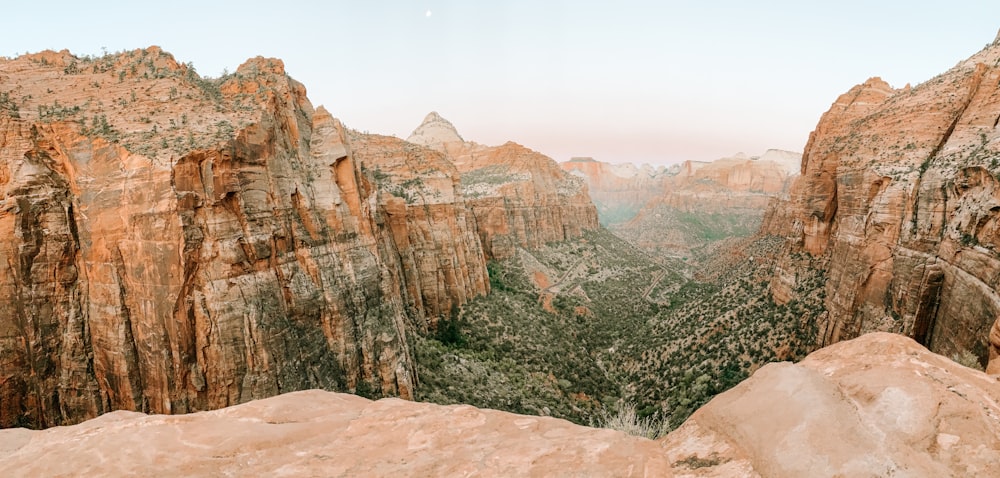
[764,40,1000,370]
[0,49,485,428]
[408,113,599,259]
[348,133,489,326]
[0,51,595,428]
[4,333,997,476]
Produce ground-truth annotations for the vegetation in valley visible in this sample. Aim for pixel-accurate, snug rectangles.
[413,228,826,428]
[620,237,825,425]
[612,207,765,260]
[592,200,643,226]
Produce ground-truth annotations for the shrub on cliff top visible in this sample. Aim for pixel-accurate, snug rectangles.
[590,402,670,440]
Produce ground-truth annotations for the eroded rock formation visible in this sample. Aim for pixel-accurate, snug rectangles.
[348,133,489,326]
[660,332,1000,475]
[764,39,1000,365]
[0,49,599,429]
[0,48,443,428]
[408,113,599,259]
[560,157,670,225]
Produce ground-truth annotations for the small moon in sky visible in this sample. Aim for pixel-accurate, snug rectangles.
[425,10,432,18]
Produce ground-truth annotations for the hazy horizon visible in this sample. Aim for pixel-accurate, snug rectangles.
[4,1,1000,165]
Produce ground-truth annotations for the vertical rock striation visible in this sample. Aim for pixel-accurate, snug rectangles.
[763,40,1000,369]
[0,49,420,428]
[349,133,489,326]
[407,113,599,260]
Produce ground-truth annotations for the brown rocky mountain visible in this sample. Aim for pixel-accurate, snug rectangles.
[763,38,1000,371]
[3,333,996,476]
[407,112,599,259]
[0,50,599,429]
[347,132,490,324]
[608,151,800,257]
[0,49,490,428]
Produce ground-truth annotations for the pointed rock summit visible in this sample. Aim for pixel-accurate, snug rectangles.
[407,111,464,151]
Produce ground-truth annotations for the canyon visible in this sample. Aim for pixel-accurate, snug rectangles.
[409,112,598,260]
[4,34,1000,476]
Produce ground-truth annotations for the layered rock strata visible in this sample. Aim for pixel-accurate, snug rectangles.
[613,152,799,255]
[560,157,670,225]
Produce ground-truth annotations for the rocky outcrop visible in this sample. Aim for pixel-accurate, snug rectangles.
[560,157,670,225]
[0,389,675,476]
[660,332,1000,476]
[408,113,599,259]
[763,39,1000,365]
[0,48,420,428]
[3,333,997,476]
[349,133,489,325]
[613,152,799,256]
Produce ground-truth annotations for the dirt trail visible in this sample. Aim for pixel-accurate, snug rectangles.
[642,269,668,301]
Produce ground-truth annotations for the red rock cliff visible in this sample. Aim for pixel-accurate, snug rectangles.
[764,39,1000,371]
[0,49,419,428]
[408,113,599,259]
[348,133,490,324]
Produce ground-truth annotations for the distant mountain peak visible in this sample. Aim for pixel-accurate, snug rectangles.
[407,111,464,150]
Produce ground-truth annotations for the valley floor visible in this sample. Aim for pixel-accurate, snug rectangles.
[414,227,826,428]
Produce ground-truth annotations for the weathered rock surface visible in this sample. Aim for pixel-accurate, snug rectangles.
[405,111,464,151]
[661,332,1000,476]
[763,38,1000,367]
[0,48,426,428]
[2,333,997,476]
[657,154,797,211]
[0,389,675,477]
[349,132,489,325]
[408,113,599,259]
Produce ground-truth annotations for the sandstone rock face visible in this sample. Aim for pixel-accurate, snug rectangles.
[560,157,670,225]
[3,333,997,476]
[408,114,599,260]
[614,152,799,256]
[0,49,422,428]
[660,332,1000,476]
[349,133,489,325]
[764,40,1000,364]
[0,389,675,477]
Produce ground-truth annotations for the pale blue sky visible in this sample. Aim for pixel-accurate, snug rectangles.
[4,2,1000,164]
